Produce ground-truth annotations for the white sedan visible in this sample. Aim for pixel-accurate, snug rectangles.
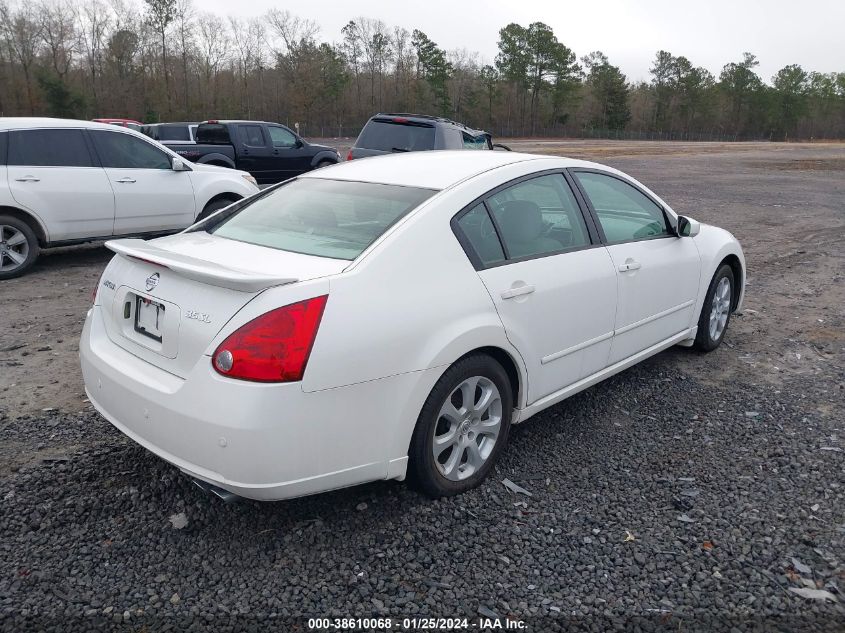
[80,151,745,500]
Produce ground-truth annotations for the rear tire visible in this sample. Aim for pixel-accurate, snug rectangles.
[197,197,238,222]
[0,215,40,279]
[408,354,512,497]
[693,264,735,352]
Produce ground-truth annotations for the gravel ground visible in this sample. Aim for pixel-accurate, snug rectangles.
[1,140,843,631]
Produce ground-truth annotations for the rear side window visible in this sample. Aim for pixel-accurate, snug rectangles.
[90,130,172,169]
[487,174,590,259]
[156,125,191,141]
[455,203,505,266]
[196,124,231,144]
[356,120,435,152]
[0,132,7,165]
[209,178,436,260]
[240,125,266,147]
[8,129,94,167]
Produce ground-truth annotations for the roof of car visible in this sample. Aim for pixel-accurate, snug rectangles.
[370,113,486,134]
[0,117,127,131]
[302,150,596,190]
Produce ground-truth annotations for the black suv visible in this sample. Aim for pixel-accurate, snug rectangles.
[347,113,509,160]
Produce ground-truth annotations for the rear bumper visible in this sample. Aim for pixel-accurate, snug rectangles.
[80,306,434,501]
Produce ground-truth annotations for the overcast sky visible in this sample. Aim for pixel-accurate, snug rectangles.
[197,0,844,84]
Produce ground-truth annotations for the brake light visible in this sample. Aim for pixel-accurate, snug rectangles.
[392,117,408,123]
[346,149,353,161]
[212,295,328,382]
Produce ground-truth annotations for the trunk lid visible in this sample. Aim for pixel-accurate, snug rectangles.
[99,232,347,378]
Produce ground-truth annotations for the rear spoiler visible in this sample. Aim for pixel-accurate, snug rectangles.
[105,239,298,293]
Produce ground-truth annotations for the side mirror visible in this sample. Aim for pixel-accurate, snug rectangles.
[171,156,190,171]
[677,215,700,238]
[294,138,304,149]
[492,143,512,151]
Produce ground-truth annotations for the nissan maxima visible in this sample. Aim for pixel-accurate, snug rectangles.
[80,151,745,500]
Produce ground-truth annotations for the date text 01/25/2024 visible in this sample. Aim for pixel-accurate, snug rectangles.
[307,617,528,630]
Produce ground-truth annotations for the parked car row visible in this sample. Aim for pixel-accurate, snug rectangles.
[1,112,513,278]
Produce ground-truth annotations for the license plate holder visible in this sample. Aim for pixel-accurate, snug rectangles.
[134,296,165,342]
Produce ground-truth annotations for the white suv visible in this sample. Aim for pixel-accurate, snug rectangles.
[0,118,260,278]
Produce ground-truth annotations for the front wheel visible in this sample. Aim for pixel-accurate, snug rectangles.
[408,354,513,497]
[694,264,735,352]
[314,160,335,169]
[197,197,238,222]
[0,216,40,279]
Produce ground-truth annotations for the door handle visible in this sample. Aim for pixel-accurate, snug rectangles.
[115,177,137,183]
[15,176,40,182]
[500,284,535,299]
[618,260,642,272]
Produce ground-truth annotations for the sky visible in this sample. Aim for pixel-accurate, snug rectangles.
[197,0,845,83]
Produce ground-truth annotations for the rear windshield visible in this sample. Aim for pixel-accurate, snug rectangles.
[209,178,437,260]
[356,120,435,152]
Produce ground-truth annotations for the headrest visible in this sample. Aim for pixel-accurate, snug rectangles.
[498,200,544,243]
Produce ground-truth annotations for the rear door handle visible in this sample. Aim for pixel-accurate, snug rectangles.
[501,284,535,299]
[618,260,641,272]
[15,176,40,182]
[115,177,136,183]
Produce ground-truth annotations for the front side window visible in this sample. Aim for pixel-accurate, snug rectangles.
[241,125,266,147]
[573,171,670,242]
[267,126,297,148]
[90,131,171,169]
[462,132,489,150]
[8,129,93,167]
[455,203,505,266]
[486,174,590,259]
[209,178,436,260]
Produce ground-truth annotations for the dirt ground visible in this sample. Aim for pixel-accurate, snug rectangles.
[1,139,843,420]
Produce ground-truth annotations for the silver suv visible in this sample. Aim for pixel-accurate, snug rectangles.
[347,113,509,160]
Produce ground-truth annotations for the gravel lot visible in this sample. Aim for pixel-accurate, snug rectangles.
[1,140,843,631]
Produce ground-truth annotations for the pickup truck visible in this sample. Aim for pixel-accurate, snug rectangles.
[162,120,340,185]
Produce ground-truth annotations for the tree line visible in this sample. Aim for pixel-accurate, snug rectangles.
[2,0,844,140]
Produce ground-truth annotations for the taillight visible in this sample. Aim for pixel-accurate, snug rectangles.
[346,149,353,161]
[212,296,328,383]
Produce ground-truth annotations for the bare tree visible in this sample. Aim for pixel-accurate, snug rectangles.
[39,0,77,80]
[2,2,44,113]
[75,0,111,113]
[196,12,228,112]
[174,0,193,116]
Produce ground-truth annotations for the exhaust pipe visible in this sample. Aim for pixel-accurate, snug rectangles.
[191,477,241,503]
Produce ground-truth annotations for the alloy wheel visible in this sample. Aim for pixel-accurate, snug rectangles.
[432,375,503,481]
[708,276,732,341]
[0,225,30,273]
